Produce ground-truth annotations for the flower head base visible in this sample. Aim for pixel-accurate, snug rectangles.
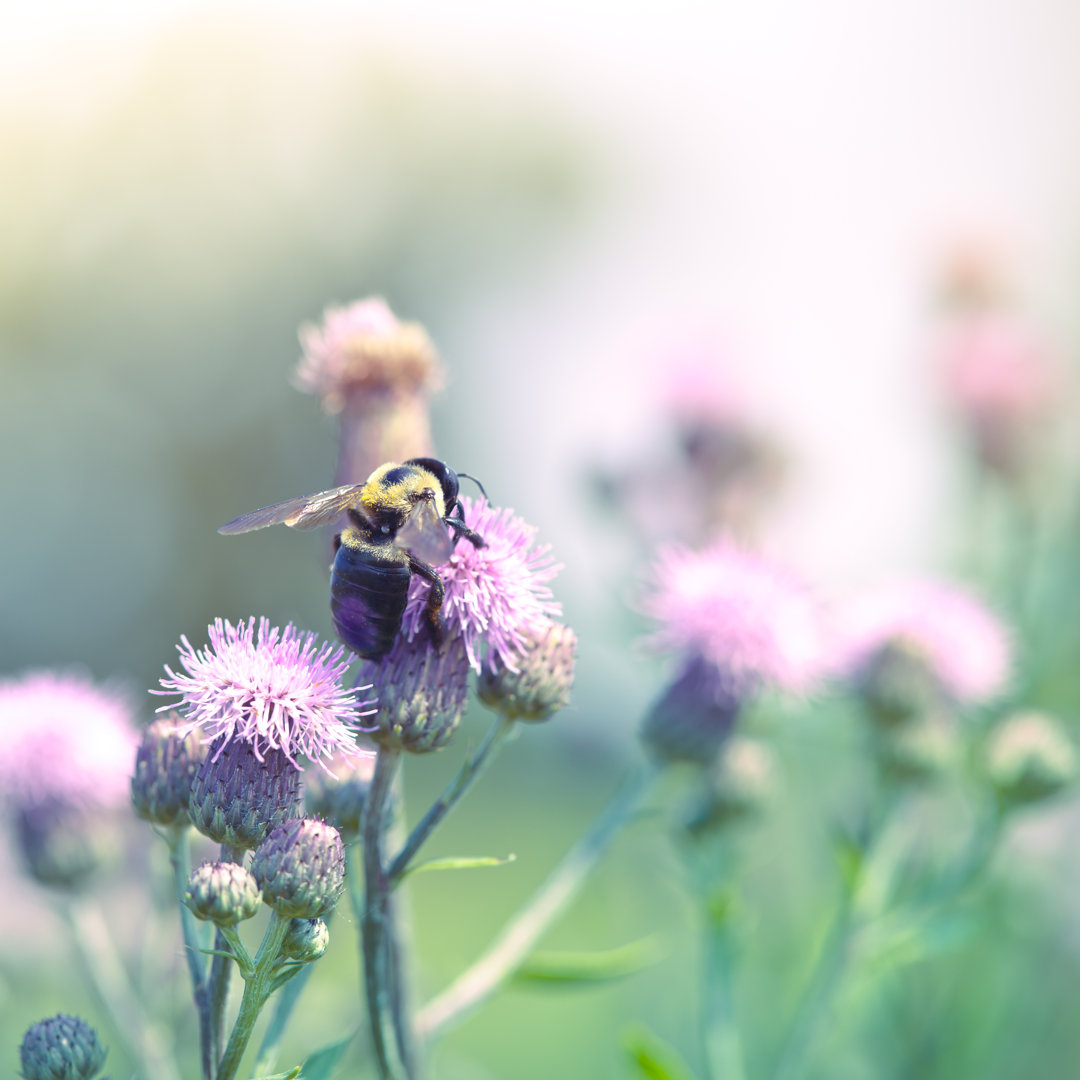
[189,739,302,850]
[643,542,823,700]
[361,635,470,753]
[400,497,562,674]
[295,298,444,414]
[185,861,262,926]
[836,580,1011,709]
[251,817,345,919]
[155,618,370,770]
[15,798,120,890]
[0,671,137,813]
[642,655,740,763]
[985,711,1078,807]
[304,748,376,841]
[131,715,208,827]
[20,1014,107,1080]
[477,621,577,723]
[282,917,330,963]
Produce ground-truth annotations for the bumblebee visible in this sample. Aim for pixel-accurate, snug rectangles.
[218,457,485,659]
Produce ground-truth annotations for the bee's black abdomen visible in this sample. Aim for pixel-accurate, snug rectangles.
[330,536,411,660]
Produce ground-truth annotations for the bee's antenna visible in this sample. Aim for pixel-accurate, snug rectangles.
[456,472,489,501]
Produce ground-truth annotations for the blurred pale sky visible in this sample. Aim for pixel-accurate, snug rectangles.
[5,0,1080,590]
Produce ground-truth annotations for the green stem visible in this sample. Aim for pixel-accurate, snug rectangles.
[388,716,511,884]
[215,912,292,1080]
[418,765,657,1039]
[362,748,404,1079]
[62,899,181,1080]
[166,825,213,1080]
[703,914,746,1080]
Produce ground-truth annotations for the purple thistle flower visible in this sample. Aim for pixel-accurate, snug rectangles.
[834,579,1011,705]
[154,617,373,769]
[399,496,563,673]
[0,671,137,812]
[642,541,823,699]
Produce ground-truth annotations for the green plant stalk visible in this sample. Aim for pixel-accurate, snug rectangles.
[62,899,181,1080]
[166,825,213,1080]
[215,911,292,1080]
[418,765,657,1038]
[703,914,746,1080]
[388,716,512,884]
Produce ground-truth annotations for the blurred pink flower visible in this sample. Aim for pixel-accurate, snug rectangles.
[399,496,563,673]
[642,541,823,697]
[835,580,1011,705]
[155,617,372,769]
[0,671,138,811]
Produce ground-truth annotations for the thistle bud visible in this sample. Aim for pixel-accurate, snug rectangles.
[854,639,943,727]
[875,716,958,784]
[304,751,376,843]
[641,656,738,764]
[185,861,261,926]
[985,711,1078,807]
[362,636,470,754]
[20,1014,107,1080]
[15,800,118,891]
[282,917,330,963]
[477,622,577,723]
[688,736,776,832]
[189,739,302,851]
[131,716,207,827]
[251,818,345,918]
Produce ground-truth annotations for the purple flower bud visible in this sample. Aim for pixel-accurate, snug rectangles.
[185,860,261,926]
[188,740,301,851]
[131,716,207,827]
[15,799,119,891]
[20,1014,107,1080]
[282,917,330,963]
[641,655,739,763]
[304,749,376,842]
[477,622,577,723]
[251,818,345,919]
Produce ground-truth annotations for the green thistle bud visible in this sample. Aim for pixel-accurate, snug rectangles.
[477,622,577,723]
[642,656,738,764]
[875,715,958,784]
[856,640,942,727]
[189,739,301,851]
[20,1014,107,1080]
[131,716,207,827]
[304,752,376,843]
[15,801,118,891]
[185,860,261,926]
[251,818,345,918]
[688,736,777,832]
[985,710,1078,806]
[282,917,330,963]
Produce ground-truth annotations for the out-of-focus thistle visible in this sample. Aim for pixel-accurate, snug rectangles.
[304,748,377,842]
[185,860,262,926]
[836,579,1011,724]
[282,917,330,963]
[154,617,371,850]
[686,735,777,833]
[131,715,207,827]
[20,1014,107,1080]
[364,495,564,752]
[478,621,577,723]
[641,542,822,762]
[0,671,137,889]
[295,297,444,485]
[251,817,346,919]
[985,711,1078,808]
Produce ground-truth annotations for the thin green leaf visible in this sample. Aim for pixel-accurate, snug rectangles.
[400,853,516,880]
[252,1068,302,1080]
[297,1028,358,1080]
[623,1024,698,1080]
[514,937,663,984]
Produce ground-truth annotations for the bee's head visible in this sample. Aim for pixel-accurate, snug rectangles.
[361,461,447,532]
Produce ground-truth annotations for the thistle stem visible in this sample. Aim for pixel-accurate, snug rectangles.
[208,844,246,1068]
[166,825,213,1080]
[418,764,656,1038]
[703,911,746,1080]
[388,716,512,884]
[62,899,181,1080]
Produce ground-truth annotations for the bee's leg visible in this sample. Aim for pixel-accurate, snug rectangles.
[408,555,447,645]
[444,517,486,549]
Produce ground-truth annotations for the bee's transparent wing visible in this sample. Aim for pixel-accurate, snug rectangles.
[217,484,366,534]
[395,500,454,564]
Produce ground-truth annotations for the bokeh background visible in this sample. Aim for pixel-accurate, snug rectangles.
[5,2,1080,1077]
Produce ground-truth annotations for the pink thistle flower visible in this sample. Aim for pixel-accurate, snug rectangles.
[399,496,563,673]
[642,541,823,698]
[0,671,137,812]
[834,580,1011,705]
[295,297,443,414]
[154,617,373,769]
